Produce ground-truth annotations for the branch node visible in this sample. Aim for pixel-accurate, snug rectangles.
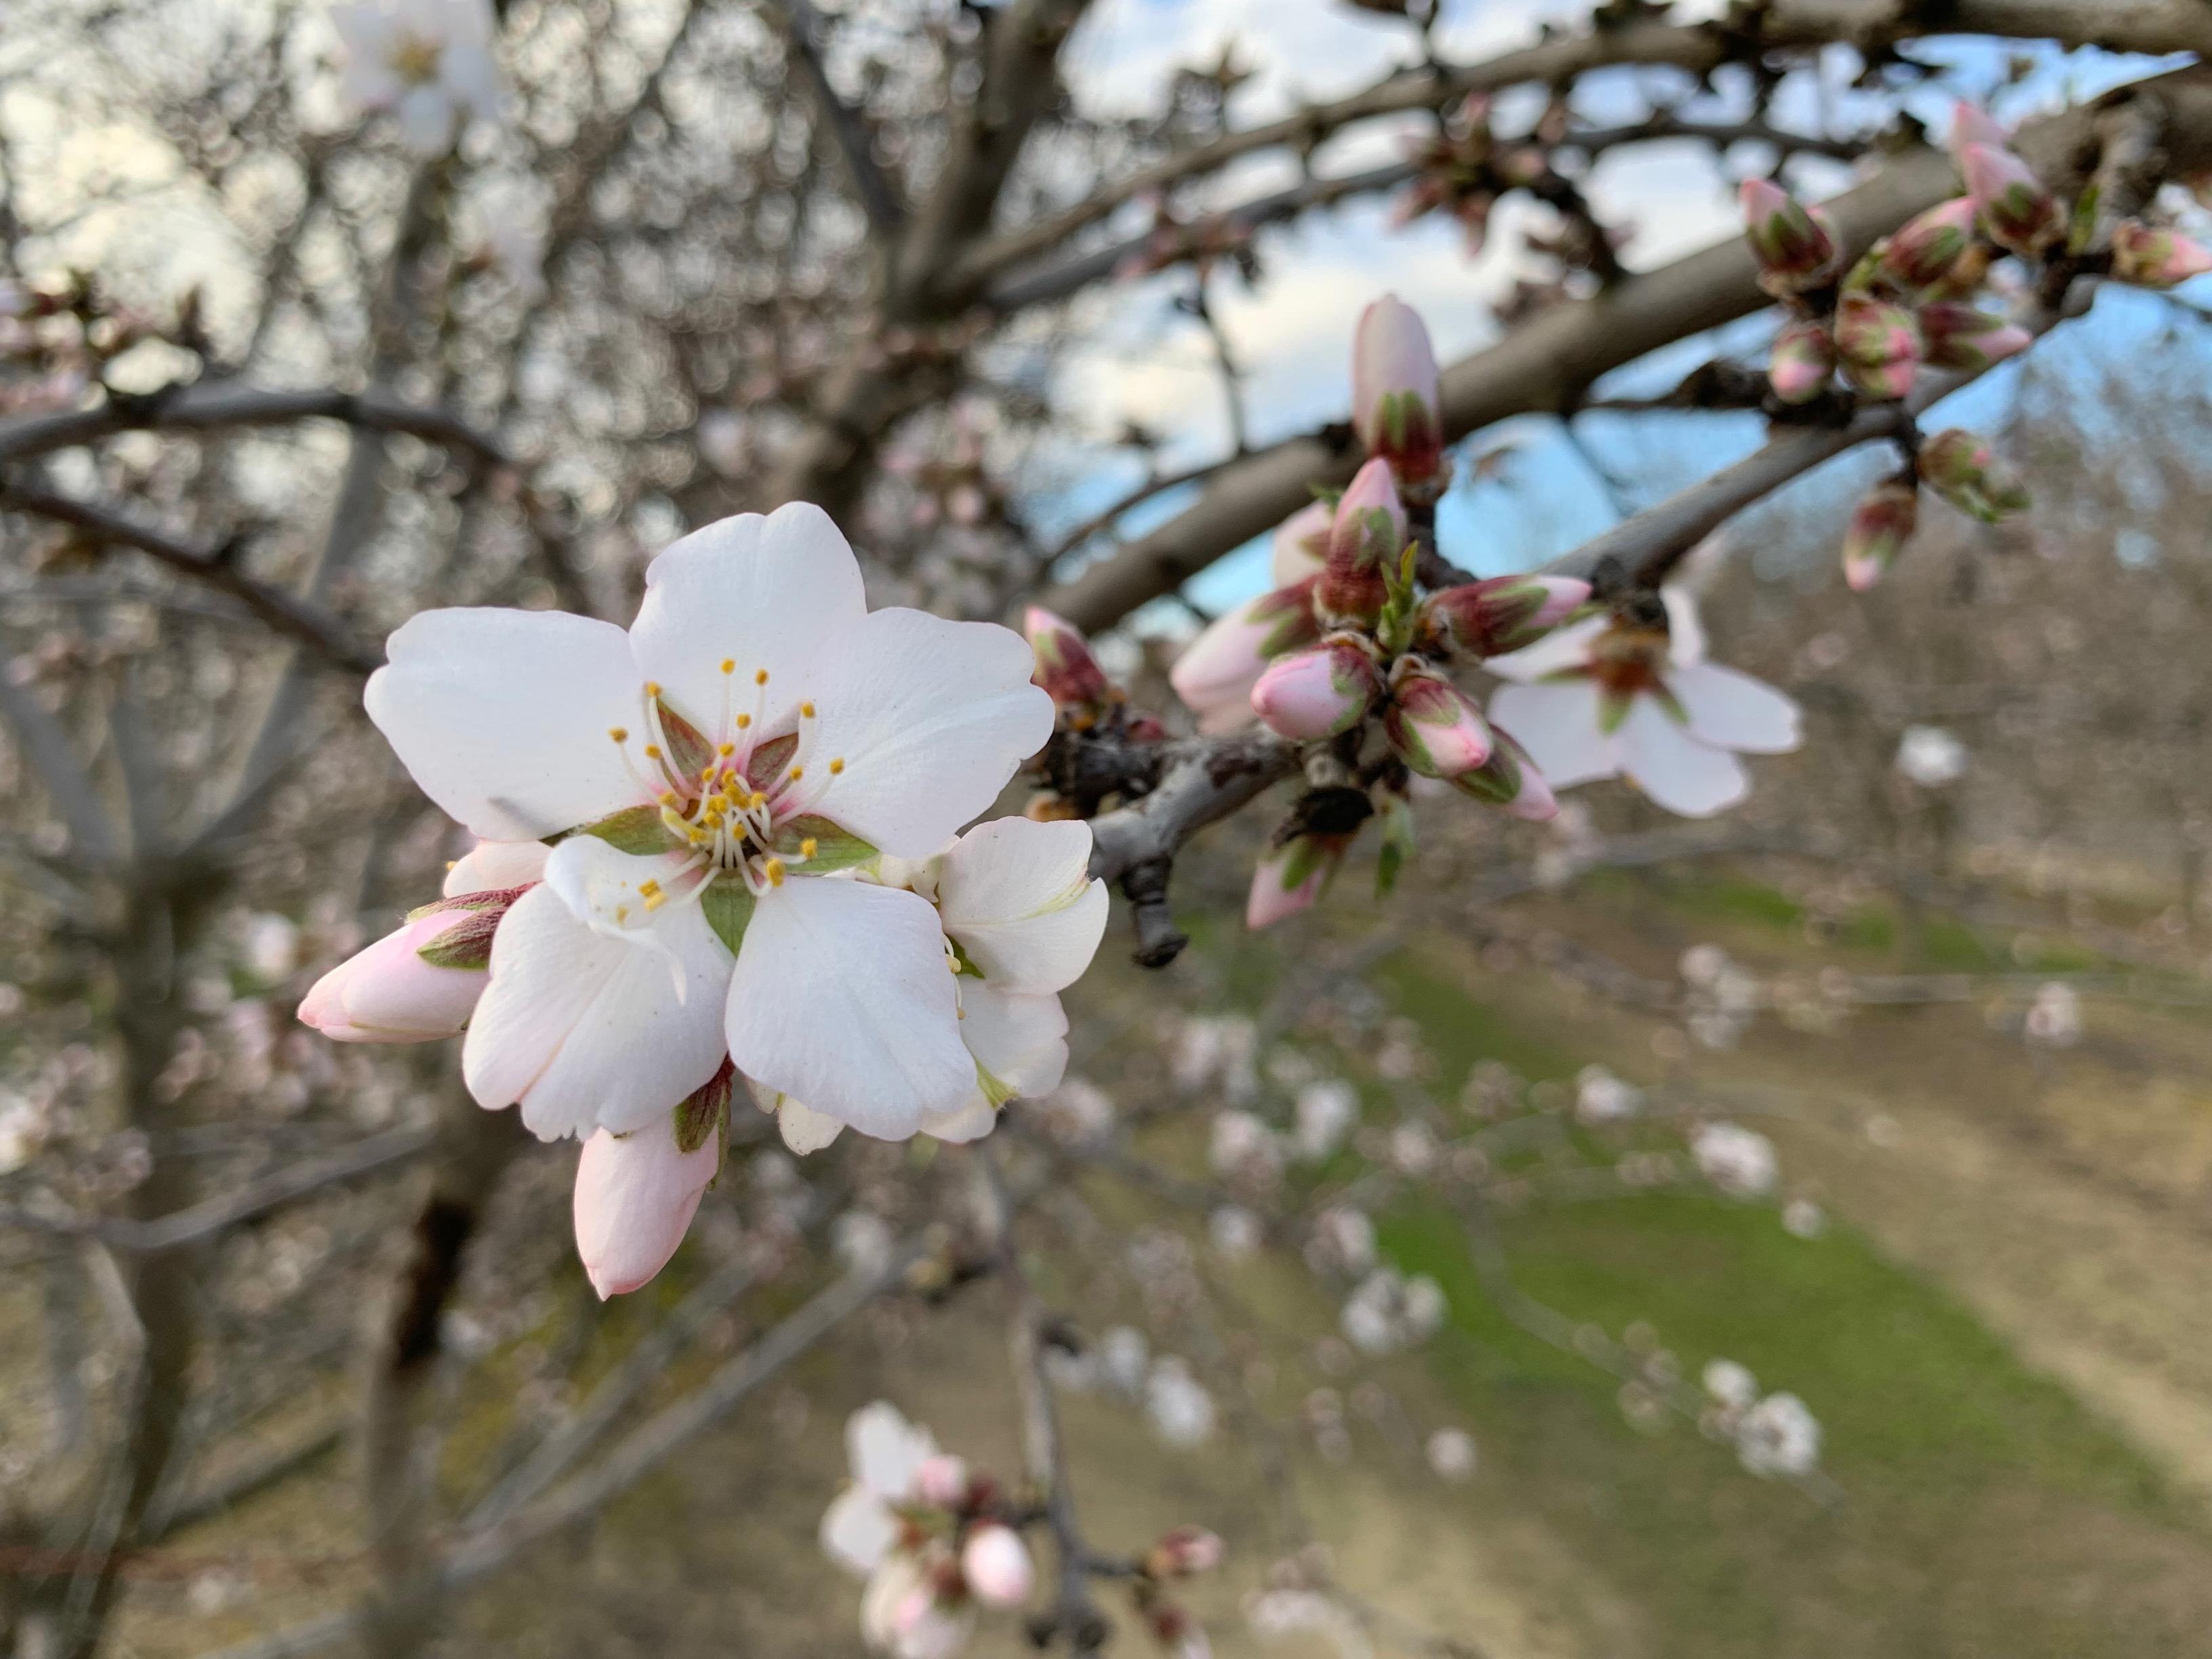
[1118,856,1187,969]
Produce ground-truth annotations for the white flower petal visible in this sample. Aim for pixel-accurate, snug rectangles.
[798,609,1053,859]
[1488,680,1617,788]
[935,819,1106,993]
[444,839,552,897]
[779,1096,846,1155]
[726,876,974,1138]
[628,505,868,745]
[960,983,1069,1101]
[1662,585,1708,668]
[1614,699,1748,818]
[366,607,642,842]
[1668,663,1801,754]
[462,880,732,1140]
[821,1486,897,1576]
[848,1400,937,1498]
[396,83,455,155]
[921,1092,998,1144]
[1481,614,1605,683]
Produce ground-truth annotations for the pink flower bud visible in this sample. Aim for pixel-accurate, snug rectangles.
[1767,318,1836,405]
[445,838,551,897]
[1947,102,2011,173]
[1832,293,1922,401]
[913,1454,972,1510]
[1023,606,1114,717]
[1317,457,1408,626]
[1877,199,1980,291]
[1741,180,1839,293]
[572,1096,723,1298]
[1841,476,1919,593]
[1918,428,2030,522]
[1250,642,1380,740]
[1384,663,1492,779]
[1917,302,2032,372]
[1961,144,2061,257]
[960,1525,1034,1608]
[1145,1526,1226,1578]
[1169,579,1322,735]
[1270,500,1333,587]
[1450,728,1556,821]
[1351,295,1446,490]
[1422,575,1589,657]
[2109,220,2212,289]
[297,905,501,1042]
[1247,843,1326,930]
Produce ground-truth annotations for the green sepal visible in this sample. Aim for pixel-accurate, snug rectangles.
[1597,687,1634,735]
[672,1061,734,1156]
[405,884,527,922]
[1376,796,1415,899]
[975,1063,1017,1109]
[657,698,716,783]
[701,873,755,957]
[948,937,985,979]
[567,803,676,857]
[773,815,877,874]
[747,733,799,790]
[1278,834,1325,892]
[2065,184,2100,257]
[415,907,500,970]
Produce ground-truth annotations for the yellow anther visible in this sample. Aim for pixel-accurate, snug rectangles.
[787,766,804,783]
[644,744,662,760]
[444,859,457,871]
[609,726,629,742]
[644,891,666,912]
[717,742,735,758]
[829,758,846,775]
[720,659,735,674]
[617,905,631,924]
[957,1006,966,1020]
[639,879,662,898]
[754,668,769,686]
[736,713,752,729]
[800,701,816,718]
[763,857,786,887]
[707,793,728,811]
[800,838,819,859]
[751,791,769,810]
[687,830,706,845]
[644,681,662,697]
[657,791,676,806]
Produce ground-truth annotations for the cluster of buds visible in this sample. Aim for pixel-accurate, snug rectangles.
[1022,608,1171,821]
[1392,95,1549,258]
[1130,1526,1227,1659]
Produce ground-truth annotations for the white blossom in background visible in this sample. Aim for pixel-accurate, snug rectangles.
[475,203,548,304]
[1895,724,1969,787]
[833,1209,896,1275]
[2024,981,2083,1047]
[1209,1109,1285,1183]
[1701,1357,1759,1412]
[1304,1205,1378,1277]
[1209,1205,1264,1261]
[1488,588,1801,818]
[1099,1326,1151,1396]
[1782,1197,1826,1239]
[0,1091,47,1174]
[1692,1122,1778,1197]
[333,0,504,156]
[1736,1391,1823,1479]
[1172,1014,1258,1101]
[1145,1356,1216,1446]
[1034,1076,1115,1143]
[1574,1065,1641,1124]
[1292,1078,1358,1160]
[243,913,300,982]
[1246,1586,1371,1659]
[1340,1268,1448,1355]
[1425,1427,1478,1482]
[1386,1121,1437,1176]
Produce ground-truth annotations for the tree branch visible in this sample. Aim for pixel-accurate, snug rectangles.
[781,0,906,237]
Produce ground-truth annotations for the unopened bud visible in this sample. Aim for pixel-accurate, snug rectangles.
[1170,579,1322,735]
[1877,198,1980,292]
[1352,295,1446,492]
[1421,574,1588,658]
[1384,663,1493,780]
[1841,476,1919,593]
[960,1524,1034,1608]
[1960,144,2062,258]
[2109,220,2212,289]
[1250,640,1381,740]
[1917,302,2032,372]
[1947,102,2011,174]
[1317,456,1408,626]
[1023,607,1114,718]
[1742,179,1839,294]
[913,1453,971,1510]
[1246,840,1327,930]
[1832,293,1922,401]
[1450,728,1555,821]
[1144,1526,1226,1579]
[1767,317,1836,405]
[1918,428,2030,522]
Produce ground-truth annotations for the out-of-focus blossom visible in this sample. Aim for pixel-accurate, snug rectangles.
[1574,1065,1641,1124]
[333,0,504,157]
[1209,1204,1264,1261]
[2109,220,2212,289]
[1742,179,1841,295]
[1692,1122,1778,1197]
[1876,198,1980,292]
[1832,293,1923,401]
[1099,1326,1152,1395]
[1425,1427,1477,1481]
[1292,1078,1359,1161]
[859,1550,975,1659]
[1735,1391,1822,1478]
[1895,724,1967,787]
[1145,1356,1216,1446]
[1782,1197,1826,1239]
[1918,428,2030,522]
[1339,1267,1447,1355]
[1488,588,1801,819]
[1767,317,1836,404]
[1305,1205,1378,1277]
[2024,981,2083,1047]
[1946,102,2011,173]
[1960,143,2062,257]
[1843,476,1920,594]
[960,1525,1034,1609]
[1209,1109,1284,1183]
[1702,1357,1759,1412]
[822,1401,941,1576]
[1145,1525,1226,1578]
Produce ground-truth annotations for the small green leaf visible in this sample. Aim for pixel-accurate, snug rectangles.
[773,815,877,874]
[416,908,500,970]
[1376,796,1415,899]
[975,1063,1017,1108]
[949,937,985,979]
[672,1061,735,1155]
[569,803,676,857]
[701,873,755,957]
[2066,184,2100,257]
[657,699,716,782]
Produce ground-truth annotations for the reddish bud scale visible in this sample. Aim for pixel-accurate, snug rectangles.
[1767,318,1836,405]
[2109,220,2212,289]
[1022,606,1115,715]
[1917,303,2032,372]
[1318,456,1409,626]
[1960,144,2063,258]
[1832,293,1922,401]
[1877,198,1979,292]
[1450,729,1556,821]
[1421,575,1590,658]
[1841,476,1919,593]
[1742,180,1841,296]
[1917,428,2031,523]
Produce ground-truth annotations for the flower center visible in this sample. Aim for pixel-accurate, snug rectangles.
[604,665,851,903]
[1584,623,1668,701]
[391,32,445,86]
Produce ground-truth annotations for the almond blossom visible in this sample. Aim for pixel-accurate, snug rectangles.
[1486,588,1800,818]
[341,503,1050,1149]
[333,0,504,157]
